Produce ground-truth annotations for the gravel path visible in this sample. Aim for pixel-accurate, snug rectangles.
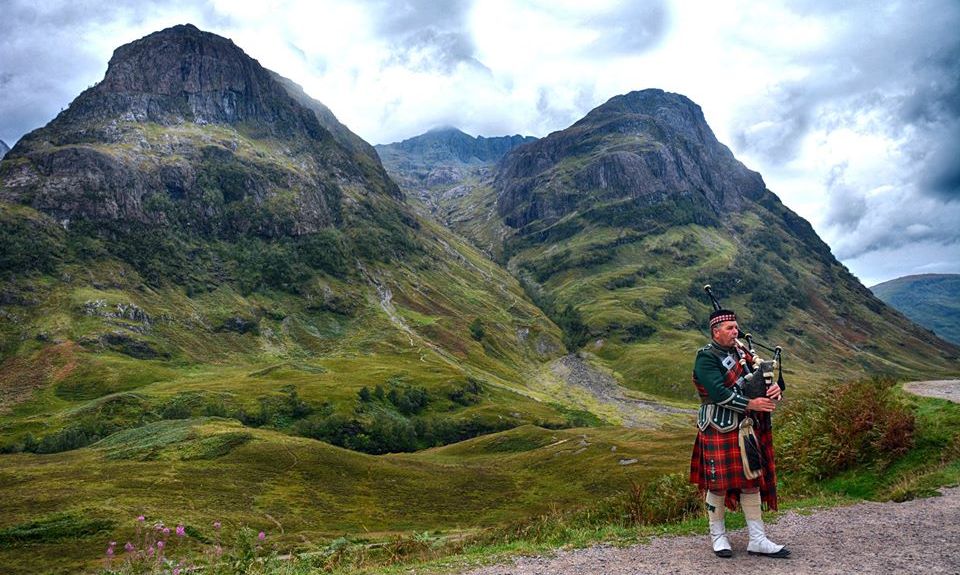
[459,487,960,575]
[904,379,960,403]
[455,380,960,575]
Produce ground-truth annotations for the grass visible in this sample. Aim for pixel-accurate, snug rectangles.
[0,423,693,574]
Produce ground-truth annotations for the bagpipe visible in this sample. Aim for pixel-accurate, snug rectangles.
[704,284,786,399]
[704,285,785,480]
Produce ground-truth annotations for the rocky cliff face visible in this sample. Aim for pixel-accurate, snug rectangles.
[0,24,401,237]
[495,89,765,230]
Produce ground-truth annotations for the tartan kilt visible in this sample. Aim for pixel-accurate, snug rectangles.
[689,415,779,511]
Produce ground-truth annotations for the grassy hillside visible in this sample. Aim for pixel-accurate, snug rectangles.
[0,420,692,574]
[871,274,960,345]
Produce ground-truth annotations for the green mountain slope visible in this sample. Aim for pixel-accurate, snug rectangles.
[0,26,668,573]
[871,274,960,345]
[444,90,958,399]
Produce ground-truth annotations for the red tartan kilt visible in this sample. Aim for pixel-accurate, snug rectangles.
[690,425,760,492]
[689,417,779,511]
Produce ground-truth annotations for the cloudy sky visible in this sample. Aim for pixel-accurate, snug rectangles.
[1,0,958,286]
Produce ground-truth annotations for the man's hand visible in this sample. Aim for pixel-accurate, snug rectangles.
[762,363,782,401]
[765,380,782,401]
[747,397,776,412]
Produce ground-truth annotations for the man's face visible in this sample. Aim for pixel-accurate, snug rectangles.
[712,320,739,348]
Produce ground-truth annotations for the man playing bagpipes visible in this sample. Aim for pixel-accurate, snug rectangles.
[689,293,790,559]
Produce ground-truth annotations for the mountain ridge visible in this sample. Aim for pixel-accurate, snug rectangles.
[871,273,960,345]
[422,88,959,398]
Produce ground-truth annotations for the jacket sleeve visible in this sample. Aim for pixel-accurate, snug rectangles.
[694,351,751,413]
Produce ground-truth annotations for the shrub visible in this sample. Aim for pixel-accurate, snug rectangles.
[468,317,485,341]
[776,376,915,479]
[626,472,702,525]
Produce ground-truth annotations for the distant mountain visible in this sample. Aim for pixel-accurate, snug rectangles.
[872,274,960,345]
[0,139,8,158]
[376,127,535,214]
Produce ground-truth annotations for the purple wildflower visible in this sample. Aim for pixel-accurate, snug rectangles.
[258,531,266,541]
[215,545,223,556]
[137,515,145,522]
[213,521,221,530]
[147,546,155,557]
[176,524,186,537]
[173,569,181,575]
[157,540,165,550]
[106,546,114,557]
[124,542,135,553]
[162,527,170,536]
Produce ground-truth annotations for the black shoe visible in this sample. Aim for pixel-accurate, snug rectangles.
[715,549,733,558]
[748,547,790,558]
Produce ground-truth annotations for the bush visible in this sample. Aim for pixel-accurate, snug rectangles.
[776,376,915,479]
[626,473,702,525]
[468,317,485,341]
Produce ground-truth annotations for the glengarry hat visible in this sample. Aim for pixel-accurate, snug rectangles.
[709,309,737,328]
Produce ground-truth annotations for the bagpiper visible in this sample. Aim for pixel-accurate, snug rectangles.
[689,307,790,558]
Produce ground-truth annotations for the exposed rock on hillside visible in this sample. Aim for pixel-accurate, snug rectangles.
[495,89,765,230]
[0,24,401,238]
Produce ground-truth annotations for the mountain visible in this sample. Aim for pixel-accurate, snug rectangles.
[872,274,960,345]
[438,89,957,398]
[376,127,536,219]
[2,28,957,571]
[1,24,401,242]
[0,26,679,573]
[0,140,8,158]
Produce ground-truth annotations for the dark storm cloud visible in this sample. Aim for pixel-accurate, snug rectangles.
[735,1,960,168]
[729,0,960,265]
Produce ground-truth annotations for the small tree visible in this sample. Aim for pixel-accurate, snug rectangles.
[469,317,485,341]
[358,386,372,402]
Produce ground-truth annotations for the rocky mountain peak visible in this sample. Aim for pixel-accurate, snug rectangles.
[0,24,403,240]
[52,23,330,142]
[495,89,766,230]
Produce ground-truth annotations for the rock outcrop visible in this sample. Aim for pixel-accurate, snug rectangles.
[494,89,765,229]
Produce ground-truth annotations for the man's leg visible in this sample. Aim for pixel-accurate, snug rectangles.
[741,489,790,558]
[705,490,732,558]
